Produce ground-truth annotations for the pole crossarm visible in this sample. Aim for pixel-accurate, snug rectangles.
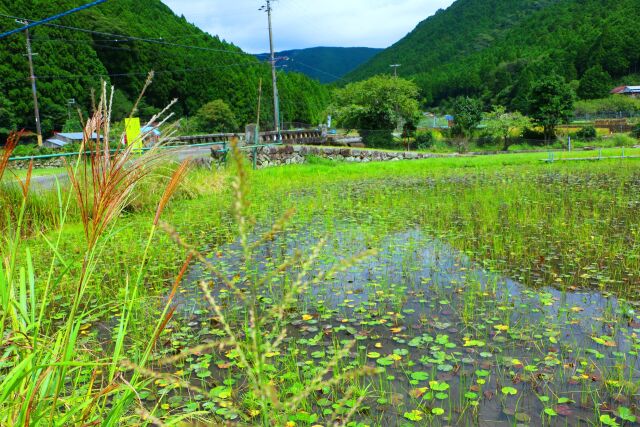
[0,0,108,40]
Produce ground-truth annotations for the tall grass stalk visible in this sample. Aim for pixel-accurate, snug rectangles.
[0,78,187,424]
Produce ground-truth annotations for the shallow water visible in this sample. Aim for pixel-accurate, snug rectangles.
[164,216,640,425]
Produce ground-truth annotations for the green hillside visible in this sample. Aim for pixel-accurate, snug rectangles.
[0,0,329,137]
[256,47,383,83]
[348,0,640,109]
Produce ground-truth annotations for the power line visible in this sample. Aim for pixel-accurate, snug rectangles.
[287,59,351,83]
[0,12,248,57]
[0,61,268,88]
[0,0,108,40]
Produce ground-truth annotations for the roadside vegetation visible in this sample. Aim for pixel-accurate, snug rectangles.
[328,75,639,155]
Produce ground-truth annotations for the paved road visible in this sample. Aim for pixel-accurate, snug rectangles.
[10,145,213,192]
[30,174,69,191]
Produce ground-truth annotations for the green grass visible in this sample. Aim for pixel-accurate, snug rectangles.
[1,166,67,180]
[3,148,640,425]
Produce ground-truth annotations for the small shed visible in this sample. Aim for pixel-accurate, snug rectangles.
[45,132,102,149]
[610,86,640,97]
[141,126,161,145]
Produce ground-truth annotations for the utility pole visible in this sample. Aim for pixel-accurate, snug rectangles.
[67,98,76,121]
[390,64,401,78]
[390,64,402,133]
[18,21,43,146]
[261,0,281,143]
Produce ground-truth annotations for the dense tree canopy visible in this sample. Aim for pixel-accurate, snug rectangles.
[0,94,17,140]
[451,97,483,139]
[484,106,532,150]
[528,76,575,141]
[196,100,238,133]
[348,0,640,109]
[330,75,420,147]
[0,0,329,140]
[578,66,613,100]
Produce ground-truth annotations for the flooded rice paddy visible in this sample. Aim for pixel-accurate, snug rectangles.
[152,211,640,426]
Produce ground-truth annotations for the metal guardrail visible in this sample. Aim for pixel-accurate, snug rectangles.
[7,142,224,162]
[542,147,640,163]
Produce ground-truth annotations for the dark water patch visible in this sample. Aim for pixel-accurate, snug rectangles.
[154,218,640,426]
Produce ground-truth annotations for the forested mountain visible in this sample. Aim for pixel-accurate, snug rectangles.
[256,47,382,83]
[348,0,640,109]
[0,0,330,137]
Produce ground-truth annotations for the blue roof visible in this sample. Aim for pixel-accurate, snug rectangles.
[45,138,69,146]
[141,126,161,136]
[57,132,101,140]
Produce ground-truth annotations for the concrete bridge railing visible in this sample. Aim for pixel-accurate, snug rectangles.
[167,128,326,146]
[166,133,245,146]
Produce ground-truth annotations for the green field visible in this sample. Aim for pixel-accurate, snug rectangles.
[2,149,640,426]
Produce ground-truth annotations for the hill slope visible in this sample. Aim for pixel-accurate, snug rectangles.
[349,0,640,109]
[256,47,382,83]
[0,0,329,136]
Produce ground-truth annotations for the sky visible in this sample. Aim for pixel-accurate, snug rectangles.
[162,0,455,54]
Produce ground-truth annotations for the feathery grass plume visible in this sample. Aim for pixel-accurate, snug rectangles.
[154,159,192,225]
[0,72,190,424]
[129,71,155,119]
[17,160,33,199]
[0,130,23,183]
[49,81,178,420]
[67,81,168,249]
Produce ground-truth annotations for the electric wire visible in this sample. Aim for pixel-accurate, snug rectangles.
[0,0,108,40]
[0,12,248,57]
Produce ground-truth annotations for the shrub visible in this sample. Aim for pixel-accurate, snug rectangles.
[475,133,498,148]
[575,126,597,140]
[361,130,395,148]
[415,130,434,149]
[522,128,547,144]
[10,144,57,157]
[11,144,39,157]
[633,124,640,139]
[609,134,637,147]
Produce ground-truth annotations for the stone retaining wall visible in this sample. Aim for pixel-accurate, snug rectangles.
[247,145,449,169]
[9,157,73,170]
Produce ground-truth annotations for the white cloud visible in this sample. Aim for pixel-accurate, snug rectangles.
[162,0,454,53]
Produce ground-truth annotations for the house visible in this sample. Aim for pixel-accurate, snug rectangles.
[44,132,102,149]
[610,86,640,97]
[141,125,161,145]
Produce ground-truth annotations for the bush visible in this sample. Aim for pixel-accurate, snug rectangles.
[361,130,395,148]
[633,124,640,139]
[414,130,434,149]
[522,128,547,144]
[10,144,64,157]
[575,126,597,140]
[609,134,637,147]
[12,144,39,157]
[475,133,498,148]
